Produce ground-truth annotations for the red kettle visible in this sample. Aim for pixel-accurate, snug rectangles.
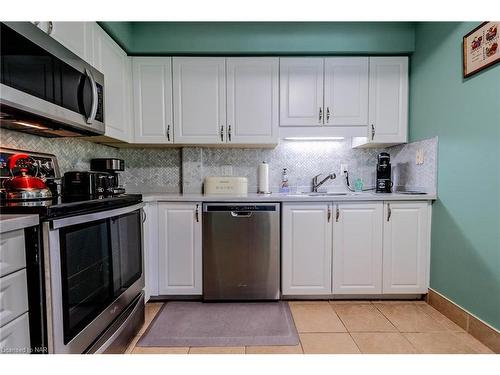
[3,153,52,200]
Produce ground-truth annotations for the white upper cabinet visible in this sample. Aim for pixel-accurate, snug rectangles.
[282,203,332,295]
[93,25,133,142]
[158,202,202,295]
[352,56,409,148]
[132,57,173,143]
[173,57,226,144]
[333,203,383,294]
[280,58,324,127]
[324,57,368,126]
[47,22,94,65]
[383,201,431,294]
[226,58,279,144]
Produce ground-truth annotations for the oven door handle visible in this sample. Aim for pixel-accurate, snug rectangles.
[50,203,145,229]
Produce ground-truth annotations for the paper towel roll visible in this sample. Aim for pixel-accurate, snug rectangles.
[258,162,270,193]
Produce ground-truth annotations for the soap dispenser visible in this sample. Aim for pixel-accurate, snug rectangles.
[279,168,290,193]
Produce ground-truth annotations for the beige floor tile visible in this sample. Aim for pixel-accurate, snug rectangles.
[125,335,141,354]
[453,333,495,354]
[246,345,303,354]
[351,332,417,354]
[371,300,427,305]
[375,303,447,332]
[289,303,346,333]
[333,304,397,332]
[403,332,483,354]
[329,300,372,305]
[417,304,465,332]
[132,346,189,354]
[300,333,360,354]
[138,302,164,335]
[188,346,245,354]
[287,300,330,306]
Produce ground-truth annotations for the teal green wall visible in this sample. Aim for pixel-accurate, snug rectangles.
[410,22,500,329]
[99,22,415,55]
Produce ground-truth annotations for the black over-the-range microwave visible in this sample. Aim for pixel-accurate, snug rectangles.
[0,22,105,137]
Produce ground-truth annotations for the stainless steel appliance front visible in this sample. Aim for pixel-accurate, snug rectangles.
[203,203,280,300]
[43,203,145,353]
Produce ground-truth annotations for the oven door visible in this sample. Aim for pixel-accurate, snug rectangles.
[43,203,144,354]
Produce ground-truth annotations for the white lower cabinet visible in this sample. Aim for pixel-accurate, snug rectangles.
[142,202,159,300]
[157,202,202,295]
[333,203,383,294]
[282,203,332,295]
[382,201,431,294]
[0,313,30,354]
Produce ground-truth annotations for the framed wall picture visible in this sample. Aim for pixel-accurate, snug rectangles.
[463,22,499,78]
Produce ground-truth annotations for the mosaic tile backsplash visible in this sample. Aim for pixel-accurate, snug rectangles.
[0,128,437,195]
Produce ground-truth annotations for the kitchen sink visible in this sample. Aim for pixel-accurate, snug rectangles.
[286,192,350,197]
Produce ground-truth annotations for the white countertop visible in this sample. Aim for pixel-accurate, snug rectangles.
[0,214,39,234]
[141,191,436,203]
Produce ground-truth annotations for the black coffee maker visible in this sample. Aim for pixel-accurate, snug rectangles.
[376,152,392,193]
[90,158,126,195]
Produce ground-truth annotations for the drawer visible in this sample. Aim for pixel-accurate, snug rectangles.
[0,312,30,354]
[0,229,26,277]
[0,269,29,327]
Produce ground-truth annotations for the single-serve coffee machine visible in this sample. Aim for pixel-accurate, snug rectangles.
[90,158,126,195]
[376,152,392,193]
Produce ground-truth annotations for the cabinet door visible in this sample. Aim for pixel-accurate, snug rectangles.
[132,57,173,143]
[173,57,226,144]
[368,57,408,144]
[282,203,332,295]
[158,203,202,295]
[333,203,383,294]
[324,57,368,126]
[93,25,132,142]
[142,202,159,300]
[279,58,324,127]
[50,22,94,65]
[226,58,279,144]
[383,202,431,294]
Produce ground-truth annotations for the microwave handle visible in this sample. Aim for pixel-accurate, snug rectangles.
[85,68,98,124]
[50,203,145,229]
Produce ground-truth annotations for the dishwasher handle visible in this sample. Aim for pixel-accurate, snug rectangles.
[230,211,253,218]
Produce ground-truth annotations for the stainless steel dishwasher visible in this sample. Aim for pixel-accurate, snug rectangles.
[202,203,280,301]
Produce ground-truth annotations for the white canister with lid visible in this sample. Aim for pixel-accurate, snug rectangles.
[258,161,271,194]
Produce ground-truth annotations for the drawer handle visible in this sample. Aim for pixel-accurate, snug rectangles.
[231,211,252,218]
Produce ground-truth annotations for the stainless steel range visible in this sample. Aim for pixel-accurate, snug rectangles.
[0,148,145,354]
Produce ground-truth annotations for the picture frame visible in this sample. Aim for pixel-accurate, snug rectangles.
[463,21,499,78]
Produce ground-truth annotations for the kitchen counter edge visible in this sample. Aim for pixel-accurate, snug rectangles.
[0,214,39,233]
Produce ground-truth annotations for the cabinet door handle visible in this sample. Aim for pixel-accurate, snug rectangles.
[371,124,375,140]
[166,125,171,141]
[47,21,53,35]
[220,125,224,142]
[195,204,200,223]
[228,125,232,142]
[387,204,392,222]
[336,207,340,222]
[327,206,331,222]
[319,107,323,123]
[326,107,331,123]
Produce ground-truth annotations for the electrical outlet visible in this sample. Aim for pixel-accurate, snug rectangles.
[221,165,233,176]
[340,163,348,175]
[416,149,424,165]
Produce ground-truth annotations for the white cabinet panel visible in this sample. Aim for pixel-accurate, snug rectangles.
[93,25,132,142]
[0,269,29,327]
[333,203,383,294]
[173,57,226,144]
[280,58,324,127]
[226,58,279,144]
[324,57,368,126]
[142,202,159,300]
[368,57,408,144]
[50,22,94,65]
[383,201,431,294]
[0,313,30,353]
[158,203,202,295]
[0,230,26,277]
[132,57,173,143]
[282,203,332,295]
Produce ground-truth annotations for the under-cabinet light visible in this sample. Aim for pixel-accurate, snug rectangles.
[13,121,48,130]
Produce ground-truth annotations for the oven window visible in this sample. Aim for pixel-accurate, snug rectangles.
[59,218,113,344]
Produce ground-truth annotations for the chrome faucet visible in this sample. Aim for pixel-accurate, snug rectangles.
[312,173,336,192]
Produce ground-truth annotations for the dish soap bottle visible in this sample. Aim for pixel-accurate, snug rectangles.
[279,168,290,193]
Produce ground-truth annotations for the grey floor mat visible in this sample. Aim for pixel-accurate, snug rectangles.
[137,301,299,347]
